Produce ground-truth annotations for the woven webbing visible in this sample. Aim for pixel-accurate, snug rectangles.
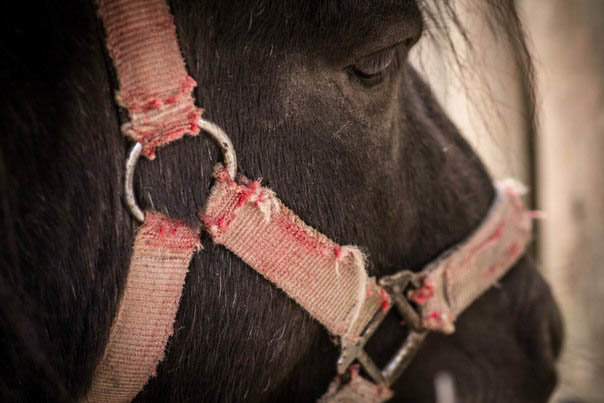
[201,166,388,341]
[87,212,199,402]
[97,0,202,159]
[410,180,533,333]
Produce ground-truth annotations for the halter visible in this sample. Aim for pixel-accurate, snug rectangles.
[87,1,535,401]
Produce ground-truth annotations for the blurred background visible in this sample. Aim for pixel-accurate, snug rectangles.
[413,1,604,402]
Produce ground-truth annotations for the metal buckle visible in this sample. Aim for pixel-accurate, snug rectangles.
[337,270,427,387]
[125,118,237,222]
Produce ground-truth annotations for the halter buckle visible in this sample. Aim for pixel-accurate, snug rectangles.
[337,270,427,387]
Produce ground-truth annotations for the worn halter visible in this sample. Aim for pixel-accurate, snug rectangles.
[87,0,534,401]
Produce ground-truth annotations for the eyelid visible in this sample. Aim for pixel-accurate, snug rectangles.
[352,43,403,76]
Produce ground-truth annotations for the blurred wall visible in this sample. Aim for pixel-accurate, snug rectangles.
[521,1,604,401]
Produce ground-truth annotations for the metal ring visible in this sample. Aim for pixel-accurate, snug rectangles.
[125,142,144,222]
[124,118,238,222]
[198,118,237,180]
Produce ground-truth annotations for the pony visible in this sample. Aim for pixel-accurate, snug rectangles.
[0,0,563,401]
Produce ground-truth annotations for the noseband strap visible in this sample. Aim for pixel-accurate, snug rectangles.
[90,0,535,401]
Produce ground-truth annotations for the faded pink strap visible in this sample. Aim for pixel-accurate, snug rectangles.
[410,180,533,333]
[201,166,389,342]
[97,0,202,159]
[87,212,200,402]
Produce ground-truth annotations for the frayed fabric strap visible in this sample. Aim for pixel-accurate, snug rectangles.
[97,0,202,159]
[87,212,200,402]
[201,166,388,341]
[410,180,533,334]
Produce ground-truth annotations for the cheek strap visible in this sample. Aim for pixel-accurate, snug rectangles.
[86,212,200,403]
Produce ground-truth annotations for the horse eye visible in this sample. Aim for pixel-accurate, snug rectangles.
[347,46,399,87]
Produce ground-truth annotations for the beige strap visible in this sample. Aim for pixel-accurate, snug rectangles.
[410,180,533,333]
[97,0,203,159]
[87,212,200,402]
[202,166,389,342]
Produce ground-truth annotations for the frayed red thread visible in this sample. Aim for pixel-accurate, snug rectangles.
[139,130,153,141]
[408,281,435,305]
[428,312,441,322]
[236,181,260,208]
[144,146,157,160]
[188,111,200,131]
[134,121,202,159]
[140,213,200,251]
[424,311,454,333]
[216,217,228,230]
[199,211,236,235]
[144,99,163,110]
[127,87,197,113]
[213,167,234,185]
[155,220,178,239]
[379,289,391,312]
[187,111,200,124]
[333,246,344,276]
[181,76,196,92]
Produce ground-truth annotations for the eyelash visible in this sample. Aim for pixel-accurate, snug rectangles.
[347,43,405,87]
